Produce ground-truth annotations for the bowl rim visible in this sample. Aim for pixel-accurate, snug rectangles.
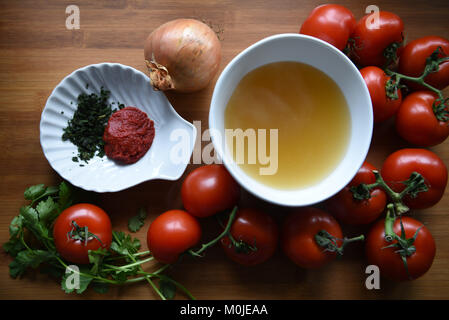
[209,33,373,207]
[40,62,196,192]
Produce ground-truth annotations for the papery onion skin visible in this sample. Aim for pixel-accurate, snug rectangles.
[144,18,222,93]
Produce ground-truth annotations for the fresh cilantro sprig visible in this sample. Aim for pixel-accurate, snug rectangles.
[4,183,241,300]
[128,207,148,233]
[3,182,72,260]
[2,182,193,299]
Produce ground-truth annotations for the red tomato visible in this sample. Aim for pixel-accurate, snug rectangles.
[381,148,448,209]
[147,210,201,264]
[366,217,436,281]
[399,36,449,90]
[351,11,404,67]
[181,164,240,218]
[396,91,449,146]
[300,4,356,51]
[221,208,278,266]
[360,66,402,123]
[53,203,112,264]
[281,208,343,268]
[327,162,387,225]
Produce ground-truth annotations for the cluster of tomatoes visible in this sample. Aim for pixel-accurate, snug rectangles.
[301,4,449,146]
[147,164,357,269]
[147,164,277,266]
[299,4,449,280]
[147,148,447,281]
[327,149,446,280]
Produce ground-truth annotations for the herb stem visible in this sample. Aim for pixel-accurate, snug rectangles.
[103,250,151,262]
[20,232,33,252]
[54,256,118,285]
[112,231,166,299]
[116,257,154,270]
[152,263,170,275]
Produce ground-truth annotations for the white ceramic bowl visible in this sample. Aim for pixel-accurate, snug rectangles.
[209,34,373,207]
[40,63,196,192]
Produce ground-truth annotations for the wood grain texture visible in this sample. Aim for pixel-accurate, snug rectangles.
[1,0,449,300]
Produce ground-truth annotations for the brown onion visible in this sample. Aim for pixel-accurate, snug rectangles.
[144,19,221,93]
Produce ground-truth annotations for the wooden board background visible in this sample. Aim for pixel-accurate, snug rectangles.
[1,0,449,299]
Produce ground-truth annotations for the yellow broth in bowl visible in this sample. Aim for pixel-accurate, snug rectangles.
[224,61,351,190]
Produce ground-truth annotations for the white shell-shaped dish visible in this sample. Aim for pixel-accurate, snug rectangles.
[40,63,196,192]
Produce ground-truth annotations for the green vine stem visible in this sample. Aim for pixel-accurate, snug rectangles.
[215,208,258,255]
[350,170,428,215]
[384,46,449,121]
[315,230,365,256]
[384,204,397,242]
[188,206,238,257]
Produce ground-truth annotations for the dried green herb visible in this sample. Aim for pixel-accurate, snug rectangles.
[62,86,124,163]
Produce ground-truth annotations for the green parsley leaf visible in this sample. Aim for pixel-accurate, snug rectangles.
[4,216,25,256]
[24,185,59,206]
[9,215,23,238]
[128,207,148,233]
[159,279,176,299]
[58,181,72,213]
[61,266,93,294]
[20,206,38,223]
[3,238,25,257]
[33,186,59,205]
[20,206,50,242]
[9,250,55,278]
[40,263,65,278]
[111,231,141,256]
[36,197,58,223]
[24,184,46,201]
[111,269,138,282]
[88,248,109,275]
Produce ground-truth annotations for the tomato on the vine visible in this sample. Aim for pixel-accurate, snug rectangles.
[381,148,448,209]
[221,208,278,266]
[366,216,436,281]
[299,4,356,51]
[327,161,387,225]
[399,35,449,91]
[396,91,449,146]
[147,210,201,264]
[53,203,112,264]
[182,164,240,218]
[281,208,344,268]
[351,11,404,67]
[360,66,402,123]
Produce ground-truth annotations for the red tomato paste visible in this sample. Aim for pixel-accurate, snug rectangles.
[103,106,155,164]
